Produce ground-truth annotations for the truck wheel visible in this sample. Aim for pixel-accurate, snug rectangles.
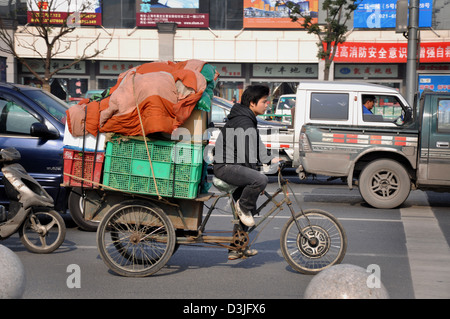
[359,159,410,209]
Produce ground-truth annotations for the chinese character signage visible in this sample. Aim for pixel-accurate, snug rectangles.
[353,0,432,29]
[331,42,450,63]
[244,0,318,29]
[22,59,86,74]
[211,64,242,77]
[136,0,209,28]
[27,0,102,26]
[335,64,398,78]
[99,61,142,75]
[253,63,317,78]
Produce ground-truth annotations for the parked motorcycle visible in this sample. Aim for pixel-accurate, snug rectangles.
[0,148,65,253]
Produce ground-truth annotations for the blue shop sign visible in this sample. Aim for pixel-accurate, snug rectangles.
[418,75,450,95]
[354,0,432,29]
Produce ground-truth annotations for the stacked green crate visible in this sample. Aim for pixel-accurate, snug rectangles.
[103,137,204,199]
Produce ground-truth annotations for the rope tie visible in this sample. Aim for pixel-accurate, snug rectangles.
[131,71,162,200]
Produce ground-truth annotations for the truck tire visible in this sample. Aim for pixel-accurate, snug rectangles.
[359,159,410,209]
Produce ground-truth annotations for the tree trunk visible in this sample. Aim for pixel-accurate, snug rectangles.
[323,58,331,81]
[42,81,51,92]
[323,66,330,81]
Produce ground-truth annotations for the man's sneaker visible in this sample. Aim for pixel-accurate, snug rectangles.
[235,200,255,227]
[243,248,258,257]
[228,250,242,260]
[228,248,258,260]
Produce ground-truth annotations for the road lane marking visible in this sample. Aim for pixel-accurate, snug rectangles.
[401,206,450,299]
[208,214,402,223]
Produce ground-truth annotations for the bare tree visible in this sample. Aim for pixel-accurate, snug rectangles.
[277,0,358,80]
[0,0,112,91]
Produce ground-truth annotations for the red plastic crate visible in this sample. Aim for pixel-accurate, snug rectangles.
[63,149,105,187]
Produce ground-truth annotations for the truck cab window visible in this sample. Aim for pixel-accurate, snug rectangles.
[362,94,405,125]
[310,93,349,120]
[438,99,450,132]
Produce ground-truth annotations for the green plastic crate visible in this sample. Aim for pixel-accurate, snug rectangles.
[103,137,204,199]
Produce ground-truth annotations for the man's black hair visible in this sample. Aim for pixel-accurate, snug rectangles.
[363,95,376,104]
[240,85,270,108]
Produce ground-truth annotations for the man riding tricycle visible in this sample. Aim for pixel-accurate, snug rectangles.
[63,63,347,277]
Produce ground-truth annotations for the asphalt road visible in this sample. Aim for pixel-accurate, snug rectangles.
[2,173,450,302]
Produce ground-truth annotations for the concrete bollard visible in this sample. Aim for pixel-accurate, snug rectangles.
[0,244,26,299]
[304,264,389,299]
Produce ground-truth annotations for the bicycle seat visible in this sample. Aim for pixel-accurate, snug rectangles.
[212,176,238,194]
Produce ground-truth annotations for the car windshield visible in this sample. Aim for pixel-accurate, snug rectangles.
[25,89,68,124]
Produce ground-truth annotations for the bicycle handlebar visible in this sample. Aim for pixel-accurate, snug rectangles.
[278,160,286,171]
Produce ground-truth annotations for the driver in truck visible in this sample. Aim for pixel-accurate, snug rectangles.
[362,95,376,114]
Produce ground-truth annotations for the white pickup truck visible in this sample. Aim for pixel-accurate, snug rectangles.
[267,81,411,168]
[269,80,450,209]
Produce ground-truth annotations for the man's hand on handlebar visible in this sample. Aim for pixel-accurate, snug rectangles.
[270,157,285,171]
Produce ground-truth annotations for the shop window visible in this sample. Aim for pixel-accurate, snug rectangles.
[98,79,118,90]
[310,93,349,120]
[215,81,244,103]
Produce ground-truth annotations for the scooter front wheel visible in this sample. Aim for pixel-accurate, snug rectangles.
[19,209,66,254]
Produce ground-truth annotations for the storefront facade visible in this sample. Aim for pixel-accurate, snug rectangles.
[332,41,450,95]
[3,0,450,101]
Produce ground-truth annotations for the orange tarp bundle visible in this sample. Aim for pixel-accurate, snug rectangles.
[66,59,218,137]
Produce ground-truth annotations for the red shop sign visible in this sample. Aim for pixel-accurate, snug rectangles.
[329,42,450,63]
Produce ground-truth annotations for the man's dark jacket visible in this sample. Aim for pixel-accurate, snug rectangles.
[213,103,273,170]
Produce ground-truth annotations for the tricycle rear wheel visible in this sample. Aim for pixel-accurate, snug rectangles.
[96,199,176,277]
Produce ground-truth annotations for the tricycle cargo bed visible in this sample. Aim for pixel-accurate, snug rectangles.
[80,188,212,231]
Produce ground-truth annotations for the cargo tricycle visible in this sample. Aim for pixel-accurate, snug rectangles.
[64,137,347,277]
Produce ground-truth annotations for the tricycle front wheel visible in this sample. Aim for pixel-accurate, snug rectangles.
[280,209,347,275]
[96,199,176,277]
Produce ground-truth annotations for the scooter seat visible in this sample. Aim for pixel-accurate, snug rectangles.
[212,176,238,194]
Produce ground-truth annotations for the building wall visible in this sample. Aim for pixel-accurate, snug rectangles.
[6,0,450,100]
[13,26,449,67]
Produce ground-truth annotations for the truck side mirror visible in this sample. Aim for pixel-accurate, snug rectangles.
[393,107,413,126]
[403,107,413,123]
